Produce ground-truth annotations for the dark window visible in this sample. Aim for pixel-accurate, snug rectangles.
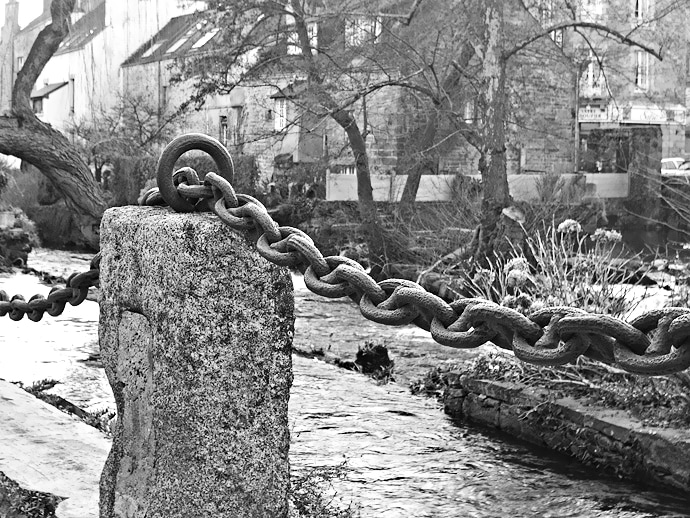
[69,78,75,114]
[219,115,228,146]
[231,106,243,146]
[32,98,43,114]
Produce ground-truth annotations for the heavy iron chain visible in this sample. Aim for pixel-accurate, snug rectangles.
[0,253,100,322]
[138,133,690,376]
[3,134,688,376]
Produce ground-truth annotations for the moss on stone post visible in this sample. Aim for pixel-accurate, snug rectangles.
[98,207,294,518]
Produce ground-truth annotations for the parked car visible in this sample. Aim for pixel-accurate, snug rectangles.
[661,157,690,177]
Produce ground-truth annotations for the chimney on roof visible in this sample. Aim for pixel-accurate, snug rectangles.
[4,0,19,30]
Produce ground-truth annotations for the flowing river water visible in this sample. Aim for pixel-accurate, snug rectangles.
[1,249,689,517]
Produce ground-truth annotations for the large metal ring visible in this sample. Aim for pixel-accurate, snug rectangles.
[156,134,235,212]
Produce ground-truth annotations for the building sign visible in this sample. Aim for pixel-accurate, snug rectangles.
[579,105,609,122]
[578,104,619,122]
[628,104,686,124]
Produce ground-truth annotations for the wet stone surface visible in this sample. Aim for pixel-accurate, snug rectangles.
[2,250,690,516]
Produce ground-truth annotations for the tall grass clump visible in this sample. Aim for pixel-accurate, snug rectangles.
[289,463,360,517]
[454,219,649,317]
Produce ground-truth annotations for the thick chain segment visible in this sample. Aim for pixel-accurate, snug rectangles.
[0,253,100,321]
[143,135,690,376]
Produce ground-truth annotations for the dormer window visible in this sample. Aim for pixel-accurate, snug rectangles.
[166,37,189,54]
[192,28,220,50]
[142,42,164,58]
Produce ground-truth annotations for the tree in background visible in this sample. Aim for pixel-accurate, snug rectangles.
[178,0,684,270]
[377,0,681,258]
[70,91,185,184]
[175,0,431,276]
[0,0,106,248]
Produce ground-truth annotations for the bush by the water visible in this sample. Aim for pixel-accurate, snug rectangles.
[0,471,62,518]
[289,463,360,517]
[443,219,648,317]
[335,341,395,384]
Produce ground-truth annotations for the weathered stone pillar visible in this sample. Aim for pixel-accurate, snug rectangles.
[98,207,294,518]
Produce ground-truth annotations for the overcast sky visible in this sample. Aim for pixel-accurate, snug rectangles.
[0,1,44,30]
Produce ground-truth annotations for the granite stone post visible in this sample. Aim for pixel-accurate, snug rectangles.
[98,206,294,518]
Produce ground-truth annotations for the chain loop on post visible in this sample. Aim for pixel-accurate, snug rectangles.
[156,133,234,212]
[11,135,689,373]
[205,171,239,209]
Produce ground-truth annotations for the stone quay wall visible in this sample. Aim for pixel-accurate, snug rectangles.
[444,375,690,493]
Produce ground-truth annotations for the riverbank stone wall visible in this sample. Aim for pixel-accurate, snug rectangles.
[98,206,294,518]
[444,375,690,493]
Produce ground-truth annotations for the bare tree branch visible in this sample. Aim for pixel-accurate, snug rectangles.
[504,21,663,61]
[341,0,426,25]
[12,0,76,118]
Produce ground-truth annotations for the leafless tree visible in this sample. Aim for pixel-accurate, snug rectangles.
[179,0,685,266]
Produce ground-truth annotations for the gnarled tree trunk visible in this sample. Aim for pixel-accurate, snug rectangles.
[0,0,107,248]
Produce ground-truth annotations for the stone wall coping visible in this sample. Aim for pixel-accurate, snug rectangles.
[0,379,110,518]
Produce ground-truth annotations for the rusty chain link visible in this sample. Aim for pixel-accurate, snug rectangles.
[0,253,100,322]
[136,133,690,376]
[5,133,684,376]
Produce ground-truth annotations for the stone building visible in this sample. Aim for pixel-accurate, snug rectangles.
[118,1,579,185]
[1,0,688,195]
[569,0,689,169]
[0,0,205,134]
[0,0,19,113]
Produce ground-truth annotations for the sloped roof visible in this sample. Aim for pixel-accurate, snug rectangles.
[30,81,68,99]
[122,12,221,67]
[18,9,51,34]
[55,1,106,56]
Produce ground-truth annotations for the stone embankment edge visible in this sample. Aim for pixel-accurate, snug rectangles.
[443,374,690,494]
[293,333,690,494]
[0,379,110,518]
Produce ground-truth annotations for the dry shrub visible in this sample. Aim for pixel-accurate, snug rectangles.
[289,462,360,518]
[448,220,649,318]
[0,165,41,210]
